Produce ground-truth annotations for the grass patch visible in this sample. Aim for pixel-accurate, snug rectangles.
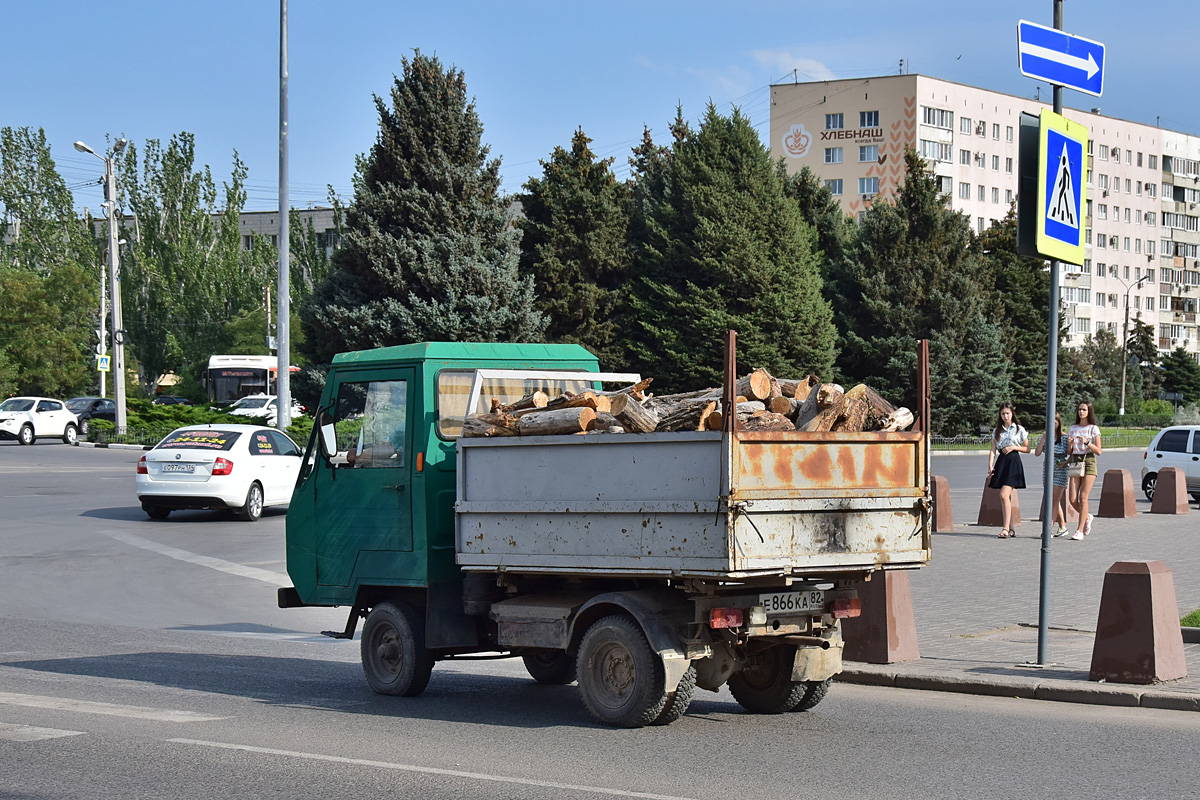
[1182,609,1200,628]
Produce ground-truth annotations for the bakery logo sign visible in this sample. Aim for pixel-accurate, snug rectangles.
[783,124,812,158]
[820,128,885,143]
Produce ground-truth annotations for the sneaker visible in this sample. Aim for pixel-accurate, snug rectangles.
[1070,530,1085,541]
[1083,514,1094,536]
[1054,526,1069,538]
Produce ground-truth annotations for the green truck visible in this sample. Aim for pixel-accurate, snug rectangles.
[280,339,932,727]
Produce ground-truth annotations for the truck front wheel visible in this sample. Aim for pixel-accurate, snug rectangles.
[361,601,434,697]
[577,615,668,728]
[522,650,576,685]
[729,644,806,714]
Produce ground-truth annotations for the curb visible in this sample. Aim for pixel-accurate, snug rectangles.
[74,440,153,451]
[839,665,1200,711]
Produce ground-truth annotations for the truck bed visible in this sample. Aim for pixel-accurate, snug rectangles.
[455,429,931,579]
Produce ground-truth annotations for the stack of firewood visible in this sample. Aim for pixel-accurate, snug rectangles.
[461,368,913,438]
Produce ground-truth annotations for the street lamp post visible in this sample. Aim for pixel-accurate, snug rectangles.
[74,138,128,432]
[1119,274,1151,417]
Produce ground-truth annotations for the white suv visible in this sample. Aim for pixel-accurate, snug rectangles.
[0,397,79,445]
[1141,425,1200,503]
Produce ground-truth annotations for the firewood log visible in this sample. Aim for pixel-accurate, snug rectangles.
[655,398,719,432]
[766,375,782,399]
[768,396,796,416]
[644,387,721,412]
[734,369,773,402]
[609,394,659,433]
[793,383,821,429]
[742,412,795,432]
[544,391,612,414]
[517,407,596,436]
[801,385,846,432]
[597,377,654,401]
[775,374,820,399]
[498,390,549,413]
[881,407,914,431]
[706,410,724,430]
[585,412,626,433]
[831,396,869,432]
[462,412,520,438]
[842,384,897,430]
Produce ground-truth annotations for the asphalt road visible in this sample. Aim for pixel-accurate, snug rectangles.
[2,440,1198,800]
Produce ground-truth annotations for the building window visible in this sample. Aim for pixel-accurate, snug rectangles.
[1126,150,1132,165]
[1097,204,1107,220]
[1073,318,1090,334]
[919,140,950,162]
[860,144,879,162]
[1147,211,1156,226]
[977,217,985,233]
[992,123,1000,140]
[959,182,971,200]
[1136,210,1142,225]
[824,147,843,164]
[1125,237,1131,252]
[936,175,952,194]
[1147,183,1157,199]
[1137,181,1143,196]
[960,149,971,165]
[976,119,986,137]
[1147,242,1155,257]
[1125,208,1131,223]
[1136,239,1142,254]
[1147,296,1155,311]
[1149,155,1158,170]
[1006,126,1014,142]
[1006,189,1014,204]
[992,155,1000,171]
[825,113,843,130]
[242,235,253,252]
[1125,179,1132,194]
[1137,152,1144,167]
[991,187,999,203]
[1006,157,1013,174]
[1098,175,1109,190]
[977,185,985,202]
[860,110,879,128]
[1125,265,1131,280]
[859,177,880,196]
[1099,144,1109,161]
[1112,147,1121,162]
[922,106,953,129]
[960,117,973,134]
[1082,259,1092,275]
[825,178,843,196]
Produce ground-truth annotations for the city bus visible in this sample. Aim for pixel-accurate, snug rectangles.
[204,355,298,405]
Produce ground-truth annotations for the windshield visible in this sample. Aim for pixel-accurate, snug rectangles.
[234,397,269,409]
[0,399,34,412]
[66,398,94,411]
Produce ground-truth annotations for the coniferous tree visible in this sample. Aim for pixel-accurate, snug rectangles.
[518,129,631,367]
[1126,319,1162,401]
[626,105,835,391]
[302,51,543,367]
[1161,346,1200,404]
[840,148,1008,434]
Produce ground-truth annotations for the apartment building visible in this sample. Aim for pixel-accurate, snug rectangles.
[771,74,1199,361]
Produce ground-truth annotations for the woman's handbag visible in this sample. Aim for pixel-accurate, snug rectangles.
[1067,455,1086,477]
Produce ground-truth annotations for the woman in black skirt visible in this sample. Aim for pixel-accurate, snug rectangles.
[987,402,1030,538]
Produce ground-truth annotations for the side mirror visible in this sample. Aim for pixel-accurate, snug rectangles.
[317,410,337,459]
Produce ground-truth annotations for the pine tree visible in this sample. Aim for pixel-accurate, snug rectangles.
[302,51,543,366]
[841,148,1008,434]
[518,129,631,368]
[626,105,835,392]
[1162,346,1200,404]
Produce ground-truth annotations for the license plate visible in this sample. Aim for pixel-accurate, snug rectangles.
[759,590,825,615]
[161,463,195,473]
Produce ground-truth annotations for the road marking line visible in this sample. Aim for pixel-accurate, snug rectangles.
[0,692,226,723]
[169,739,699,800]
[101,530,287,586]
[0,722,86,742]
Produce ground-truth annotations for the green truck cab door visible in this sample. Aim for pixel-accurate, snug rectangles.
[314,370,416,588]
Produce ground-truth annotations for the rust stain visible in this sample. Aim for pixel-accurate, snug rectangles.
[742,444,766,480]
[836,445,857,484]
[862,445,913,488]
[771,446,795,486]
[797,447,834,484]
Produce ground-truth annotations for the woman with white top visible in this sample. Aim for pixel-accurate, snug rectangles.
[987,402,1030,538]
[1067,400,1103,540]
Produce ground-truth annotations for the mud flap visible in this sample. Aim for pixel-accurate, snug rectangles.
[792,639,843,683]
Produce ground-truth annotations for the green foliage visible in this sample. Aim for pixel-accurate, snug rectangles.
[625,104,835,392]
[839,149,1008,434]
[288,187,343,303]
[1182,608,1200,628]
[781,165,852,320]
[302,50,544,366]
[117,132,267,392]
[1161,346,1200,404]
[1080,328,1123,404]
[518,129,632,368]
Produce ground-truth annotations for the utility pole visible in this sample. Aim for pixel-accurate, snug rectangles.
[87,206,107,399]
[76,138,128,431]
[276,0,292,429]
[1119,275,1150,415]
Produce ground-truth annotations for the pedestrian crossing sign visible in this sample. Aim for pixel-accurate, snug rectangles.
[1036,109,1087,265]
[97,354,111,372]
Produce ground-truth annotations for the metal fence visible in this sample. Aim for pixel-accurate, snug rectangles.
[86,428,171,448]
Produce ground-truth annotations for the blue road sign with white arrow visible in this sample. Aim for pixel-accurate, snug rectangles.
[1017,20,1105,97]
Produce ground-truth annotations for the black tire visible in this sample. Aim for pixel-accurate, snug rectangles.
[17,425,34,446]
[1191,493,1200,506]
[238,482,264,521]
[522,650,576,685]
[650,664,696,726]
[361,601,434,697]
[728,644,806,714]
[62,423,77,445]
[576,615,668,728]
[1142,472,1157,501]
[789,677,832,712]
[142,504,171,520]
[79,418,90,437]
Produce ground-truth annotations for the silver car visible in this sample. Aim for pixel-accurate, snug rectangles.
[1140,425,1200,503]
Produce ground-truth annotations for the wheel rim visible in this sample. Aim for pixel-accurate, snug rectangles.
[80,420,89,435]
[249,486,263,517]
[739,651,785,690]
[20,427,32,444]
[65,427,76,444]
[373,624,403,677]
[590,640,636,709]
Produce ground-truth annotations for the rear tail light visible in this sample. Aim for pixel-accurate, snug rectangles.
[709,608,744,629]
[831,597,861,619]
[212,457,234,476]
[136,456,147,474]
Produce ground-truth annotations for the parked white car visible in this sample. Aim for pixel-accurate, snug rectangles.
[227,394,306,426]
[136,424,303,521]
[0,396,78,445]
[1140,425,1200,503]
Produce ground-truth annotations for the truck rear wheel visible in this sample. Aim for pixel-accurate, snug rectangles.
[729,644,806,714]
[361,601,434,697]
[651,664,695,726]
[522,650,576,685]
[577,615,668,728]
[789,677,832,712]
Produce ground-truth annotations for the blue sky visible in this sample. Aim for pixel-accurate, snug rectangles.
[5,1,1195,213]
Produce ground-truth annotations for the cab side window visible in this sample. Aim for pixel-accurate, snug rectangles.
[334,379,407,469]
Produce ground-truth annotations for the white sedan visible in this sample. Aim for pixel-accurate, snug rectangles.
[0,396,79,445]
[227,394,306,427]
[136,424,303,521]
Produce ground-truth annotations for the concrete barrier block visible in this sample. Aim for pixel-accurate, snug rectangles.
[842,570,920,664]
[1089,560,1187,684]
[977,478,1021,527]
[1149,467,1190,515]
[931,475,953,532]
[1097,469,1137,519]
